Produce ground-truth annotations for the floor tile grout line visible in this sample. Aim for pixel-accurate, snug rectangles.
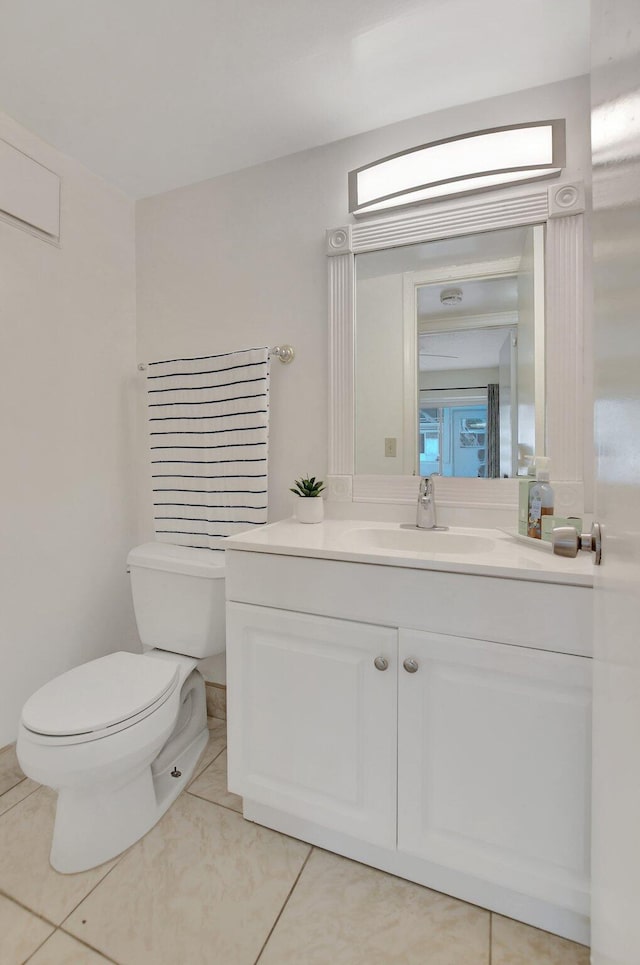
[253,845,314,965]
[0,741,24,756]
[0,743,29,786]
[190,742,227,782]
[0,885,59,930]
[18,925,56,964]
[57,850,129,931]
[0,778,40,817]
[55,786,231,939]
[0,769,228,934]
[53,751,232,932]
[0,775,27,796]
[58,926,123,965]
[185,789,242,813]
[22,925,123,965]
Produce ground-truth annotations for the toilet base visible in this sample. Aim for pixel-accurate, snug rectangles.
[50,670,209,874]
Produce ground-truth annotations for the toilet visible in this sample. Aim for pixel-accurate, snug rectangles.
[16,542,226,874]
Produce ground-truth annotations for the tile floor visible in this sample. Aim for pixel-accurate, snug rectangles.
[0,724,590,965]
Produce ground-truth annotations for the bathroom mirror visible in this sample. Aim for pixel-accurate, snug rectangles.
[326,180,586,508]
[355,225,545,479]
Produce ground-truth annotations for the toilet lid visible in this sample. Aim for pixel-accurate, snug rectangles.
[21,652,179,737]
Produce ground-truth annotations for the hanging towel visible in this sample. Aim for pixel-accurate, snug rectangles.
[146,347,269,550]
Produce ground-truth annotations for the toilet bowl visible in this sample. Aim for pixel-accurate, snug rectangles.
[16,542,226,874]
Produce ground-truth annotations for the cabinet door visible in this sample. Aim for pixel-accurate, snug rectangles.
[398,629,592,916]
[227,602,397,847]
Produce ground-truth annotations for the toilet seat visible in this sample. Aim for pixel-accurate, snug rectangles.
[21,652,180,745]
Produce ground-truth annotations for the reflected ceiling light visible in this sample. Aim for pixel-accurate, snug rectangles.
[349,120,565,217]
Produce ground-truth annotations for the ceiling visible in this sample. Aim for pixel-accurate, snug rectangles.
[418,274,518,374]
[0,0,589,199]
[417,275,519,323]
[420,326,514,372]
[357,226,530,280]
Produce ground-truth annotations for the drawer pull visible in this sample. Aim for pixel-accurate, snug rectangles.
[374,656,389,671]
[403,657,419,674]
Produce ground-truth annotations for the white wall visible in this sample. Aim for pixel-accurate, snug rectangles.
[136,75,591,529]
[419,369,500,391]
[0,75,592,738]
[0,113,138,746]
[355,274,405,474]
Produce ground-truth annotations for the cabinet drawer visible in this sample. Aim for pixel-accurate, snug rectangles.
[226,550,592,657]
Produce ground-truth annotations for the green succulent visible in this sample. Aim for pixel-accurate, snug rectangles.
[290,475,325,497]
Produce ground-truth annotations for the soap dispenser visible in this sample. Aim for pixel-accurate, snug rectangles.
[527,457,554,539]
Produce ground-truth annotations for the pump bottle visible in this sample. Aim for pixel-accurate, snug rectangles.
[527,457,554,539]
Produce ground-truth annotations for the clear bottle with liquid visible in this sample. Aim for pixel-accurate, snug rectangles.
[527,457,554,539]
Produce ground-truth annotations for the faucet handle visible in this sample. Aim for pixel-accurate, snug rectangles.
[416,474,447,531]
[419,474,437,495]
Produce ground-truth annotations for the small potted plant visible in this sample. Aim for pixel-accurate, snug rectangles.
[290,475,325,524]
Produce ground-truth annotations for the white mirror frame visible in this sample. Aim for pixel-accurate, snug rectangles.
[326,180,586,512]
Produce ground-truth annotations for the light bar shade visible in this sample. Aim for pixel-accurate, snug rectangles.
[349,121,565,216]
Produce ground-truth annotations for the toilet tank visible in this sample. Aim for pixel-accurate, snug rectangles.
[127,542,226,658]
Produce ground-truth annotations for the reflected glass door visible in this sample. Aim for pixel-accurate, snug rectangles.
[419,404,488,478]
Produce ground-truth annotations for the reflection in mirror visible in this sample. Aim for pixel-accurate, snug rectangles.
[355,224,545,478]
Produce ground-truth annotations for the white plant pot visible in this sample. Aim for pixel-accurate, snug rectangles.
[293,497,324,524]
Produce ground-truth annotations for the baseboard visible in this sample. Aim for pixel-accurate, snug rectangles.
[205,681,226,720]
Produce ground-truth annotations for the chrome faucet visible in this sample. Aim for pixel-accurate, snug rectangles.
[417,474,439,529]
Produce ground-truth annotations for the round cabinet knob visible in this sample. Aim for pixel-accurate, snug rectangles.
[374,656,389,672]
[403,657,419,674]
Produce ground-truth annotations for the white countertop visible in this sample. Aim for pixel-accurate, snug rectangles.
[225,518,594,587]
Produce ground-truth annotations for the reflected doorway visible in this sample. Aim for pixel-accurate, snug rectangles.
[354,223,545,478]
[419,404,489,477]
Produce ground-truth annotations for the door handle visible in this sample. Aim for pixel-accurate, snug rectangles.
[552,522,602,565]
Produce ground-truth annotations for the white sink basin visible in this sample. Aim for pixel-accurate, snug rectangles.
[341,527,496,555]
[226,520,594,586]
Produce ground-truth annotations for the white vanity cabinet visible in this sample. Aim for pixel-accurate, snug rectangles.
[397,630,591,920]
[225,538,592,944]
[226,603,397,847]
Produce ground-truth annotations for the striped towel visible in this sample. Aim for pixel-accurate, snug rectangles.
[146,347,269,550]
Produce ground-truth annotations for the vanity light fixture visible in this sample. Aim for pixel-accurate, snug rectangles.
[348,120,566,217]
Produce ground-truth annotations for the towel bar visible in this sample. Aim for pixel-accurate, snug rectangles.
[137,344,295,371]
